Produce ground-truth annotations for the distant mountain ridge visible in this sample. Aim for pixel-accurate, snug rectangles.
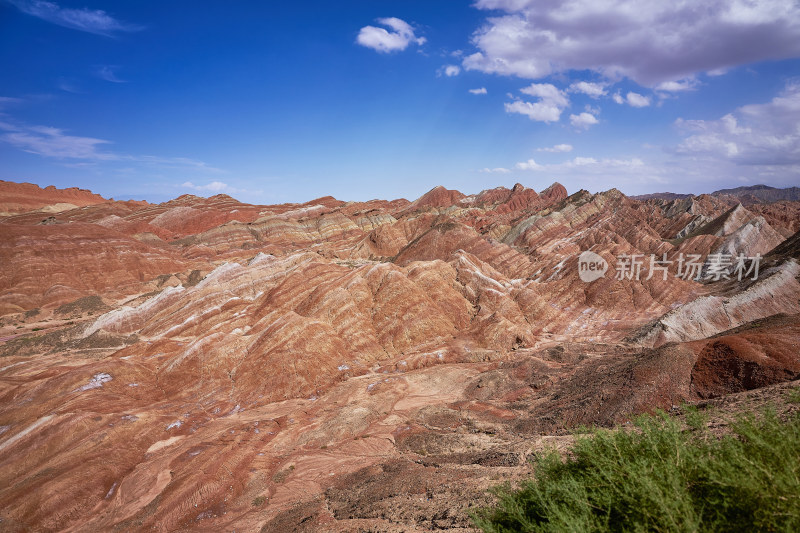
[630,192,692,201]
[711,184,800,204]
[633,184,800,204]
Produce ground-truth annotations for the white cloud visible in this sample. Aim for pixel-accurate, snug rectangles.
[612,91,651,107]
[505,83,569,122]
[570,112,599,129]
[7,0,142,36]
[441,65,461,77]
[464,0,800,86]
[469,87,488,95]
[514,155,663,186]
[356,17,425,53]
[655,79,697,92]
[477,148,684,194]
[512,154,657,179]
[181,181,238,193]
[625,92,651,107]
[569,81,606,98]
[515,158,541,170]
[505,101,558,122]
[482,83,800,192]
[479,167,511,173]
[537,143,573,153]
[675,82,800,166]
[520,83,568,106]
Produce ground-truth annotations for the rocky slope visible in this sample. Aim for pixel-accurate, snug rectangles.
[1,180,799,532]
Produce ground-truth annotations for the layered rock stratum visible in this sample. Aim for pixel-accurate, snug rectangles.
[1,179,799,532]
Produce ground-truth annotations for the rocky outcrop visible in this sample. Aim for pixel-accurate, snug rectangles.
[539,181,568,204]
[400,185,466,213]
[711,216,785,257]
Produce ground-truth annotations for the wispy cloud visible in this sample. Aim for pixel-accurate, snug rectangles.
[356,17,425,53]
[136,156,223,173]
[469,87,488,95]
[537,143,573,153]
[0,119,223,174]
[514,155,661,183]
[182,181,240,193]
[6,0,143,36]
[95,65,127,83]
[675,81,800,166]
[0,122,118,159]
[476,152,674,194]
[0,96,23,109]
[56,77,82,93]
[479,167,511,173]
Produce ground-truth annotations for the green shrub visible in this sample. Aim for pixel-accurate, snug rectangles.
[474,409,800,532]
[786,388,800,404]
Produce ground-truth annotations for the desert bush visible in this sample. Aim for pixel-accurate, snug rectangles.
[474,409,800,532]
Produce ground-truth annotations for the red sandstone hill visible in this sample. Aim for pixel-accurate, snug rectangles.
[0,180,134,214]
[1,179,799,531]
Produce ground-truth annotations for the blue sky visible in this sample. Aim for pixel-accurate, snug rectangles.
[1,0,799,203]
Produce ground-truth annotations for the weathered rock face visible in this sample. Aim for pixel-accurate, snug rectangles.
[1,179,799,532]
[0,223,188,314]
[690,318,800,398]
[749,201,800,236]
